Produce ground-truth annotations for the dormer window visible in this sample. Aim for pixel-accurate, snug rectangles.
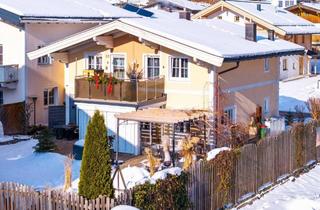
[37,46,52,65]
[234,16,240,22]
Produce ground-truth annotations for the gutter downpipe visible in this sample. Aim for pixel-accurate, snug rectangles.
[214,61,240,147]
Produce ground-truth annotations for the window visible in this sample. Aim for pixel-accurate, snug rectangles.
[111,54,125,79]
[218,16,222,19]
[0,91,3,105]
[85,53,103,70]
[293,63,296,70]
[263,97,270,115]
[0,45,3,65]
[283,59,288,71]
[278,0,283,7]
[234,16,240,22]
[170,57,188,79]
[43,88,56,106]
[264,58,270,72]
[285,0,289,7]
[37,46,51,65]
[290,0,294,6]
[224,106,236,123]
[145,55,160,79]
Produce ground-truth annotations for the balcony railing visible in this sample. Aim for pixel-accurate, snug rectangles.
[75,75,165,103]
[0,65,18,89]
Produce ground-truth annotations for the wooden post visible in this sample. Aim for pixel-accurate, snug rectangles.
[172,123,176,167]
[116,119,120,166]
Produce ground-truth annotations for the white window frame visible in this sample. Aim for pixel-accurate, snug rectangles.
[224,105,237,123]
[264,58,270,72]
[43,87,58,106]
[169,57,189,81]
[110,53,126,79]
[144,54,160,79]
[263,97,270,115]
[85,52,103,70]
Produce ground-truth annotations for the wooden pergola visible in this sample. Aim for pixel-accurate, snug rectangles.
[114,108,208,166]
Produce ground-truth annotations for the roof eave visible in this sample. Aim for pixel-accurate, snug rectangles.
[223,49,305,62]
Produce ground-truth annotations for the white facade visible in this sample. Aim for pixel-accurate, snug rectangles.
[76,102,140,155]
[0,21,26,104]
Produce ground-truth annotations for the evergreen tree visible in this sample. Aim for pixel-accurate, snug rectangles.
[78,110,114,199]
[34,128,56,152]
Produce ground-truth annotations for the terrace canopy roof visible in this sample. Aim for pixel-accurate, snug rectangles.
[115,108,208,124]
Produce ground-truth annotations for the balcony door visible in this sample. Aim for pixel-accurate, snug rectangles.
[145,55,160,79]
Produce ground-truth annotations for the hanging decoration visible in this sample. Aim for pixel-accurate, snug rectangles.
[94,73,99,89]
[107,74,113,96]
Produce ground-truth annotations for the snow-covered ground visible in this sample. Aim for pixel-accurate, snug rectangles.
[0,140,81,189]
[241,164,320,210]
[279,76,320,112]
[0,139,181,192]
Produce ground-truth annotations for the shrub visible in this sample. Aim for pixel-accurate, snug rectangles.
[133,173,190,210]
[33,128,56,152]
[78,110,114,199]
[307,97,320,121]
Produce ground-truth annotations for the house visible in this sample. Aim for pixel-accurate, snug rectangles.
[0,0,137,128]
[27,7,303,154]
[145,0,209,14]
[192,0,320,80]
[271,0,297,8]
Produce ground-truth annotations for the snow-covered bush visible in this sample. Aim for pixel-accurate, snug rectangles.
[33,128,56,152]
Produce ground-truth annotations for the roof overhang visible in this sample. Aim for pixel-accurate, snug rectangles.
[193,1,288,36]
[287,3,320,14]
[27,19,224,66]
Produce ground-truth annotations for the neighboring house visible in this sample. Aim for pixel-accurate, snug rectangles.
[0,0,137,126]
[145,0,209,14]
[28,8,303,154]
[193,0,320,80]
[271,0,297,8]
[287,2,320,73]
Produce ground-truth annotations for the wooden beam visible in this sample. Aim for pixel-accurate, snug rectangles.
[50,52,69,63]
[93,35,114,48]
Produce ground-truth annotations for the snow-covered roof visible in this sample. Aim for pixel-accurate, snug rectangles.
[27,9,304,66]
[299,2,320,12]
[0,0,138,21]
[150,0,209,11]
[227,0,311,26]
[193,0,320,35]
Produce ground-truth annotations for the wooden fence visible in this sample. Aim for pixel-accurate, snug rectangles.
[0,182,132,210]
[187,123,318,210]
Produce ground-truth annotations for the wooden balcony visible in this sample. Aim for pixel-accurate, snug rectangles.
[75,75,166,105]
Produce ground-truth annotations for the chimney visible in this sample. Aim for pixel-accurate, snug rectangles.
[179,11,191,20]
[268,30,275,41]
[257,4,262,11]
[245,23,257,42]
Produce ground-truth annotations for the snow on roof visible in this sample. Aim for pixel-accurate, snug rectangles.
[122,12,304,59]
[28,10,305,65]
[0,0,138,19]
[227,0,312,26]
[155,0,209,11]
[300,2,320,11]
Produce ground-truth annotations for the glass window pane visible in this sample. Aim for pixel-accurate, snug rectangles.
[43,91,48,106]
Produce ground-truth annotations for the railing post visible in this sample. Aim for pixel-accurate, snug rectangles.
[154,78,157,99]
[146,79,148,101]
[88,81,91,99]
[120,81,123,101]
[136,79,139,103]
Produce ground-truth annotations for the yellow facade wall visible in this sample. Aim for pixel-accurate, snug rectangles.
[67,33,279,124]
